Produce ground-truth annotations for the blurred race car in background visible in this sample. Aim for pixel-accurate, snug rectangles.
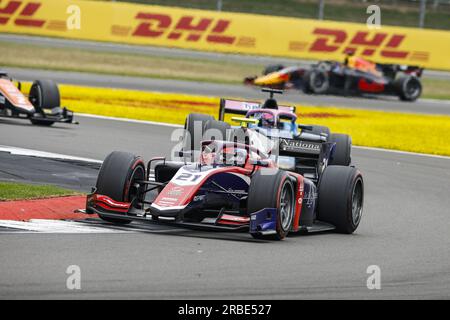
[244,55,423,101]
[0,71,77,126]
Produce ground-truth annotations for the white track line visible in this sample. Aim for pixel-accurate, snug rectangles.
[352,146,450,160]
[0,219,130,233]
[421,98,450,105]
[0,145,102,163]
[76,113,183,128]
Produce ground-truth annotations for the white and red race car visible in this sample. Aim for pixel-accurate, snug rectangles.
[84,104,364,240]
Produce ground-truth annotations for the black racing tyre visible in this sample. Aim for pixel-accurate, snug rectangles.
[394,76,422,102]
[318,166,364,234]
[29,118,55,126]
[29,79,60,126]
[247,169,295,240]
[29,80,60,109]
[263,64,285,75]
[303,125,330,140]
[203,119,231,142]
[303,69,329,94]
[316,61,332,72]
[96,151,146,224]
[301,70,314,94]
[329,133,351,166]
[183,113,214,156]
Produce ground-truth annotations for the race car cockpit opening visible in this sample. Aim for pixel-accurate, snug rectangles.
[200,142,248,167]
[277,116,296,132]
[247,111,277,129]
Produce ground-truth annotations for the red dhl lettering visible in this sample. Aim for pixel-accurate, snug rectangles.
[132,12,236,44]
[0,0,45,27]
[309,27,409,59]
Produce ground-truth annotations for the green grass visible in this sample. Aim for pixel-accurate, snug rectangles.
[2,40,450,100]
[0,41,262,85]
[421,78,450,100]
[0,182,80,201]
[114,0,450,30]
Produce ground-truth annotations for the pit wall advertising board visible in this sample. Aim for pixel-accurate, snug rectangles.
[1,0,449,70]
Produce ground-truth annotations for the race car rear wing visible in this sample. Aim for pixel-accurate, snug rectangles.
[278,138,322,157]
[398,65,423,77]
[277,138,334,182]
[218,98,296,121]
[378,64,424,78]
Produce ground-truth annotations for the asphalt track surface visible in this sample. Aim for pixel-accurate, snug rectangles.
[1,115,450,299]
[0,152,98,192]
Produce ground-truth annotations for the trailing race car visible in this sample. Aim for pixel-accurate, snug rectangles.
[244,55,423,101]
[0,71,77,126]
[183,89,352,183]
[83,90,364,240]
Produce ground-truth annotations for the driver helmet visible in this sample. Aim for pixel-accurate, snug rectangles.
[260,112,275,128]
[200,151,216,166]
[222,148,247,166]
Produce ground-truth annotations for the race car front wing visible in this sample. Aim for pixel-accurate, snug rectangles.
[82,190,280,235]
[31,106,78,124]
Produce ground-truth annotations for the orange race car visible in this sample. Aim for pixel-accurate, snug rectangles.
[0,71,77,126]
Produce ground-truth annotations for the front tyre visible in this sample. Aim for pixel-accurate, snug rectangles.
[318,166,364,234]
[95,151,146,224]
[247,170,295,240]
[29,80,60,126]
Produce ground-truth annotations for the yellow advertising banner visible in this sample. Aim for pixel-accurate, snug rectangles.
[1,0,450,70]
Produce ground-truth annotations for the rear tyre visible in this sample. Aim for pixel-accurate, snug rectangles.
[183,113,214,160]
[318,166,364,234]
[247,169,295,240]
[329,133,351,166]
[394,76,422,102]
[263,64,285,75]
[96,151,146,224]
[29,80,60,126]
[303,69,329,94]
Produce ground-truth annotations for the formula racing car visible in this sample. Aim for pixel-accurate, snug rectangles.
[184,88,352,175]
[83,90,364,240]
[244,55,423,101]
[0,71,77,126]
